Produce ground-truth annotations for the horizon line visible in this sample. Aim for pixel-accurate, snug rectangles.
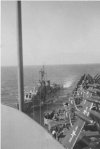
[1,63,100,67]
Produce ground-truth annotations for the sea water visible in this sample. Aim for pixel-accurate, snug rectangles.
[1,64,100,125]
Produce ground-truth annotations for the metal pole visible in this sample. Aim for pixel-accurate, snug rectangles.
[17,1,24,112]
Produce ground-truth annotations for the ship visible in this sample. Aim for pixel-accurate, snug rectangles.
[23,66,63,113]
[43,73,100,149]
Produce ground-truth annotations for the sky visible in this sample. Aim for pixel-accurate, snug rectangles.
[1,1,100,66]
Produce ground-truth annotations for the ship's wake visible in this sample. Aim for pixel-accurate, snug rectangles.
[63,76,76,88]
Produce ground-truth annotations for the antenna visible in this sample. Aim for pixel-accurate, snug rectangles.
[17,1,24,112]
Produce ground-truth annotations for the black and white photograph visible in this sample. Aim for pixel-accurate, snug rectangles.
[1,1,100,149]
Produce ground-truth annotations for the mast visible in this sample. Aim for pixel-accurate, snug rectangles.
[17,1,24,112]
[39,66,46,82]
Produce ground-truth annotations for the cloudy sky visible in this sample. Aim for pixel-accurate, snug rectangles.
[1,1,100,66]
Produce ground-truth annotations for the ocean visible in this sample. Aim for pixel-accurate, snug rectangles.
[1,64,100,125]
